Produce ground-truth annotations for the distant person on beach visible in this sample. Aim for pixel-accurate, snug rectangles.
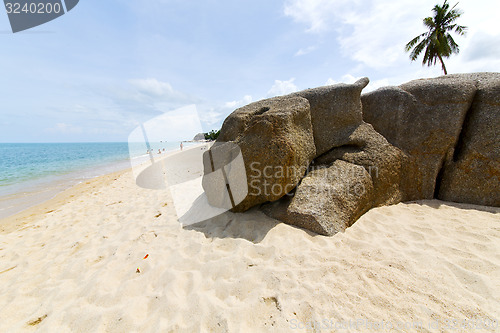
[180,142,183,151]
[158,149,161,154]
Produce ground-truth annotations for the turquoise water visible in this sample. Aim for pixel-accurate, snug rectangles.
[0,143,129,189]
[0,142,193,191]
[0,141,197,218]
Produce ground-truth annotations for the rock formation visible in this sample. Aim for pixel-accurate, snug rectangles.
[435,73,500,207]
[204,96,316,212]
[192,133,206,141]
[362,73,500,207]
[202,72,499,235]
[362,75,476,199]
[314,123,408,207]
[262,160,374,235]
[292,78,369,155]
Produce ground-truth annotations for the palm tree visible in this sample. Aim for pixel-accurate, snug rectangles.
[405,0,467,75]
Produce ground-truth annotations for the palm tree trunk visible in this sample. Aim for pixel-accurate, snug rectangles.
[438,54,448,75]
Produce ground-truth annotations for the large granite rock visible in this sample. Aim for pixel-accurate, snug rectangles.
[262,122,408,235]
[203,96,316,212]
[292,78,369,155]
[203,78,370,213]
[203,72,499,236]
[314,122,408,207]
[438,73,500,206]
[262,160,374,236]
[362,75,477,200]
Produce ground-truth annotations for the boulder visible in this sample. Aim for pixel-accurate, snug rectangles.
[204,72,499,236]
[203,95,316,212]
[201,141,249,210]
[262,160,374,236]
[192,133,206,141]
[263,122,408,235]
[438,73,500,206]
[292,78,369,155]
[202,78,371,214]
[314,122,408,206]
[362,75,477,199]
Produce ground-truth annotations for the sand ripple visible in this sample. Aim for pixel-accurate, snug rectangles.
[0,171,499,332]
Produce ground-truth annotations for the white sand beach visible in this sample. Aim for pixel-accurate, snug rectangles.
[0,146,499,332]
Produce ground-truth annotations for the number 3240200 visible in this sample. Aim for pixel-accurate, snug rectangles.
[5,2,62,14]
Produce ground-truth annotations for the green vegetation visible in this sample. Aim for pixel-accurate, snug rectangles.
[405,0,467,75]
[204,130,220,141]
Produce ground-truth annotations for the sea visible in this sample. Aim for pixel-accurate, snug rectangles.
[0,141,197,219]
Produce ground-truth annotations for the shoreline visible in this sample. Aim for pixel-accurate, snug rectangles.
[0,142,498,331]
[0,142,209,232]
[0,142,206,221]
[0,168,131,233]
[0,157,133,221]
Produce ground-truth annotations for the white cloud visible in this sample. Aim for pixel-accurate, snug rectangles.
[128,105,202,143]
[337,0,438,70]
[459,1,500,36]
[364,78,390,92]
[224,95,253,109]
[267,78,299,97]
[125,78,198,107]
[324,78,337,86]
[198,108,224,127]
[295,46,317,56]
[285,0,431,68]
[284,0,359,33]
[285,0,500,74]
[325,74,389,93]
[47,123,83,134]
[97,78,202,131]
[192,95,254,130]
[324,74,362,86]
[129,78,176,97]
[446,31,500,73]
[464,33,500,62]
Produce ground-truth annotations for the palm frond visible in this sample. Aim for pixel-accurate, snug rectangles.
[410,38,429,61]
[423,17,435,29]
[446,34,460,54]
[405,0,466,74]
[405,33,427,52]
[443,2,462,24]
[452,24,467,35]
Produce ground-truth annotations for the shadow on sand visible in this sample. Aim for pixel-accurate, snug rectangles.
[182,208,280,244]
[183,197,498,243]
[182,203,318,243]
[177,193,281,243]
[410,199,500,214]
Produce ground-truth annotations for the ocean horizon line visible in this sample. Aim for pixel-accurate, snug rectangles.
[0,140,196,144]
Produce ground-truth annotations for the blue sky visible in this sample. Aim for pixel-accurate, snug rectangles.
[1,0,499,142]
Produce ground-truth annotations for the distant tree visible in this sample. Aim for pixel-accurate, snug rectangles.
[405,0,467,75]
[204,130,220,141]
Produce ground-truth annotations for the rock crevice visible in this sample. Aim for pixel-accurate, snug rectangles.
[452,95,476,163]
[437,73,500,206]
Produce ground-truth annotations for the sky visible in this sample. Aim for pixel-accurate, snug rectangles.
[0,0,499,142]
